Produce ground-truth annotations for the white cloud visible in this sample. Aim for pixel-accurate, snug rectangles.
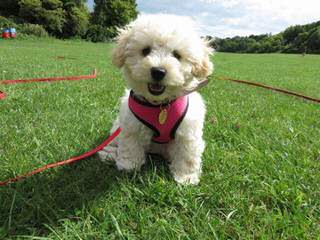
[244,0,320,24]
[138,11,209,37]
[136,0,320,37]
[198,0,239,8]
[198,0,218,3]
[221,0,239,8]
[200,12,209,17]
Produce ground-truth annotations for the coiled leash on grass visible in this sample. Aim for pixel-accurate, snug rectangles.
[1,72,319,186]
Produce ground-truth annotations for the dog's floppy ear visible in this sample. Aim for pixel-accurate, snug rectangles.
[112,27,132,68]
[191,41,214,79]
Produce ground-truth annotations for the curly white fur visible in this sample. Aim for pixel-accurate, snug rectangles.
[98,14,214,185]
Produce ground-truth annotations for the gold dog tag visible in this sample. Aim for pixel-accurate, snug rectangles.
[159,109,168,125]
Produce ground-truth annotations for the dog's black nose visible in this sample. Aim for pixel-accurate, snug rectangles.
[151,67,166,81]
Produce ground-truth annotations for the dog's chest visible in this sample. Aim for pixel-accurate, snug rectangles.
[128,91,189,144]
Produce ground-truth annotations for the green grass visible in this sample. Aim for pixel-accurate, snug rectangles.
[0,38,320,239]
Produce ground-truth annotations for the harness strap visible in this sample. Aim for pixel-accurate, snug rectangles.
[128,91,189,143]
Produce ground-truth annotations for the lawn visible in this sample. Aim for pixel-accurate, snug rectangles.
[0,38,320,239]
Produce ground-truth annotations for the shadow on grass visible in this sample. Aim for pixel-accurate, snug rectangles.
[0,154,170,238]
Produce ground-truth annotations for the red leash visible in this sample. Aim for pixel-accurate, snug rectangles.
[0,127,121,186]
[1,71,318,186]
[0,91,6,100]
[216,76,320,104]
[0,69,97,100]
[0,69,122,186]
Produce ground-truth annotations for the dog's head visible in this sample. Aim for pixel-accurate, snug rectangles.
[112,14,214,103]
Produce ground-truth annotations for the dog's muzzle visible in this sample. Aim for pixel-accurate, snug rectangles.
[148,83,166,95]
[151,67,166,82]
[148,67,167,95]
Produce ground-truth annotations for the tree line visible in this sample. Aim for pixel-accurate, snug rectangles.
[1,1,319,53]
[0,0,137,41]
[210,20,320,54]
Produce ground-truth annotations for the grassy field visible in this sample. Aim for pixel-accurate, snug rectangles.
[0,38,320,239]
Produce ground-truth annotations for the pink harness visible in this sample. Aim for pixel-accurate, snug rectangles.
[128,91,189,143]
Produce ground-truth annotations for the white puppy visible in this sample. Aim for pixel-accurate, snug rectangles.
[98,14,213,185]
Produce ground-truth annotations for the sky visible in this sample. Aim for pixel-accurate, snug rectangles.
[87,0,320,38]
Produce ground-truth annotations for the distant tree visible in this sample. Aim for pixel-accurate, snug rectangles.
[244,38,257,53]
[307,27,320,53]
[0,0,19,17]
[283,25,304,44]
[268,34,283,52]
[293,32,309,53]
[91,0,138,27]
[18,0,66,34]
[43,0,63,10]
[212,20,320,54]
[248,34,269,42]
[64,0,89,38]
[259,39,273,53]
[62,0,87,9]
[0,16,18,29]
[18,0,42,23]
[38,8,66,34]
[249,42,261,53]
[85,24,117,42]
[0,0,88,38]
[63,5,89,37]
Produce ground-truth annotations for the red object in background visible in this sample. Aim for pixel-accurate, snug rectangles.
[9,28,16,38]
[2,29,10,39]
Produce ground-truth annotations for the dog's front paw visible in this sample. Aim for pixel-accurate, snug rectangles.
[97,146,118,162]
[115,158,143,171]
[172,172,200,185]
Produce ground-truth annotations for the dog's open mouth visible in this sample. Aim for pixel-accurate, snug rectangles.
[148,83,166,95]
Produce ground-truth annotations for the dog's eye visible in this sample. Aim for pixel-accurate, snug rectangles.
[173,50,181,60]
[142,47,151,56]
